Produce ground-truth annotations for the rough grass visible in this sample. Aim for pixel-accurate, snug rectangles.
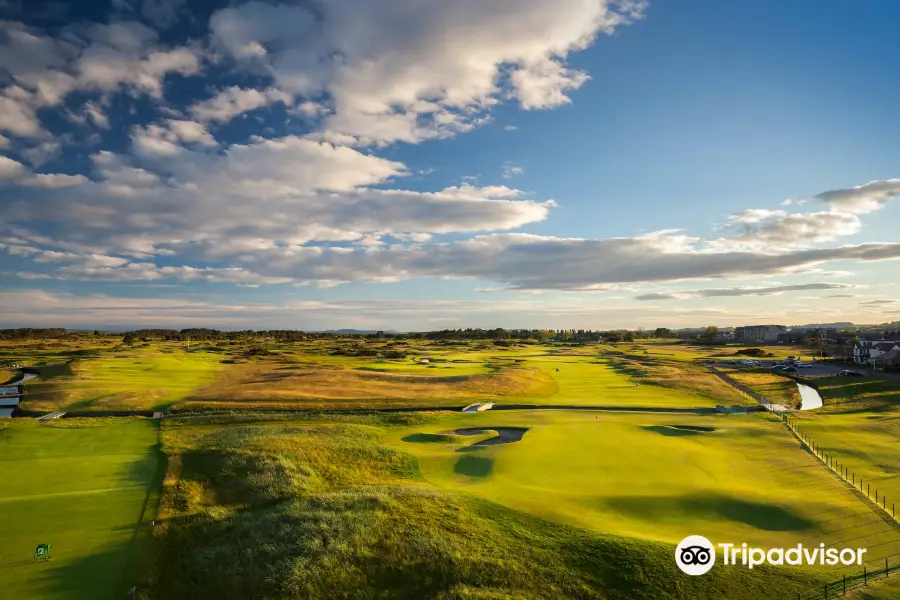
[142,415,828,599]
[719,368,802,408]
[179,360,557,410]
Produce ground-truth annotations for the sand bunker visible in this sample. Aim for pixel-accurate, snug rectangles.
[449,427,529,446]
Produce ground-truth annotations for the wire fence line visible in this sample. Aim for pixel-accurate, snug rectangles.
[781,413,899,526]
[707,365,900,598]
[797,554,900,600]
[706,366,783,412]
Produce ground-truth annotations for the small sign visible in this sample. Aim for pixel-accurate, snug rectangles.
[33,543,51,562]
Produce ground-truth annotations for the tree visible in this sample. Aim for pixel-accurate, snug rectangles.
[123,332,135,346]
[700,326,719,340]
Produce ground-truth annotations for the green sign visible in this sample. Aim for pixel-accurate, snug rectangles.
[33,543,51,562]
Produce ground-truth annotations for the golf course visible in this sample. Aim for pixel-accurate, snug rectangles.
[2,335,899,599]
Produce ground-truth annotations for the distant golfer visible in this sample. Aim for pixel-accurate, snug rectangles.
[556,368,559,373]
[634,380,639,387]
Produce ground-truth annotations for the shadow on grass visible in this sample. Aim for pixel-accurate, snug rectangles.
[454,455,494,478]
[402,433,457,443]
[642,424,717,436]
[29,541,136,600]
[606,494,813,531]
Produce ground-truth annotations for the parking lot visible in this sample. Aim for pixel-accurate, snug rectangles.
[717,359,900,381]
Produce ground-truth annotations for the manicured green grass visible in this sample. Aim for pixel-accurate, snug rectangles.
[0,419,162,600]
[388,410,900,562]
[787,376,900,521]
[20,348,223,412]
[142,413,836,599]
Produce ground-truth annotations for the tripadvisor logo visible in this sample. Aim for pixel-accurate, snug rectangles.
[675,535,868,576]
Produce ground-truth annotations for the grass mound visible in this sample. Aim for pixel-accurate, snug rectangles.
[140,415,824,599]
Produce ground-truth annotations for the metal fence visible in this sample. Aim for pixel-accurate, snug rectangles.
[782,414,898,523]
[797,554,900,599]
[707,365,900,597]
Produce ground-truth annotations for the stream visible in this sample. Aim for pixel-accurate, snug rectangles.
[797,382,823,410]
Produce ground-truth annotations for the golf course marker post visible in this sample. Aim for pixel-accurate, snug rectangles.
[33,543,51,562]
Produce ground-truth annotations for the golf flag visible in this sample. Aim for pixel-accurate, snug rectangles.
[33,543,51,561]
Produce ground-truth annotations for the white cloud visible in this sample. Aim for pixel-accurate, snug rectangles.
[634,282,857,301]
[0,154,26,179]
[715,209,862,249]
[209,0,645,145]
[0,93,44,137]
[0,19,201,137]
[22,173,88,188]
[189,86,293,122]
[816,179,900,214]
[84,101,110,129]
[0,137,552,263]
[20,140,61,167]
[131,119,217,156]
[502,162,525,179]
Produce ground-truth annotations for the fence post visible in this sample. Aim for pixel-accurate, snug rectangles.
[887,557,889,577]
[824,583,828,599]
[864,565,867,586]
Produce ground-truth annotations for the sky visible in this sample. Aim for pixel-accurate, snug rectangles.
[0,0,899,331]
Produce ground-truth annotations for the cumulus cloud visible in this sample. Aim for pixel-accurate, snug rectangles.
[0,19,201,137]
[715,210,862,249]
[189,86,293,122]
[817,179,900,214]
[0,136,553,263]
[209,0,645,144]
[131,119,217,156]
[0,154,26,179]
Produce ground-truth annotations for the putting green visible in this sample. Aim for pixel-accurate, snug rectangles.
[0,419,161,600]
[388,410,900,565]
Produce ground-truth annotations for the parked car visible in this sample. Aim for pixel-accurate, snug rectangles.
[838,370,865,377]
[781,366,797,373]
[797,363,813,369]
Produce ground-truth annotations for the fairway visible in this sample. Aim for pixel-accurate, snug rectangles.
[0,420,162,600]
[20,348,223,412]
[388,410,900,564]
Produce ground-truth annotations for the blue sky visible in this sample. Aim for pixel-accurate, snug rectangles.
[0,0,898,330]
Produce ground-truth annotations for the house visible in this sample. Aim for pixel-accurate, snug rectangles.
[739,325,788,344]
[853,340,900,366]
[874,348,900,369]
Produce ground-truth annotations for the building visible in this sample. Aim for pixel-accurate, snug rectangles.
[874,348,900,369]
[854,340,900,366]
[739,325,788,344]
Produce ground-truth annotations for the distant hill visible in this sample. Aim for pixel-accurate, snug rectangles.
[789,322,855,331]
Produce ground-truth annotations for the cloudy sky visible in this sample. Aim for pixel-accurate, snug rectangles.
[1,0,899,331]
